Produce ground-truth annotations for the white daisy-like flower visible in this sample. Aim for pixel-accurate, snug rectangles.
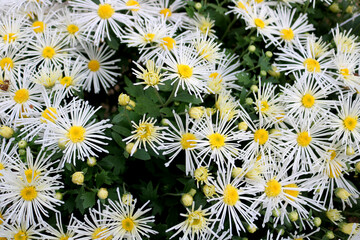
[331,51,360,92]
[0,45,28,77]
[56,57,86,95]
[132,59,166,90]
[123,114,168,156]
[79,42,120,93]
[41,212,79,240]
[70,0,133,45]
[0,13,29,50]
[192,32,224,64]
[31,64,62,90]
[39,99,112,165]
[99,188,158,240]
[166,204,218,240]
[0,138,18,175]
[119,0,157,20]
[215,90,241,121]
[185,13,216,38]
[332,25,360,54]
[160,110,201,175]
[154,0,188,25]
[28,8,58,35]
[1,220,42,240]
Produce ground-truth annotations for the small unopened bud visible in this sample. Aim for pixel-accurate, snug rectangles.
[248,45,256,52]
[245,97,253,105]
[58,138,68,150]
[87,157,97,167]
[238,122,248,131]
[346,5,354,14]
[278,228,285,236]
[126,100,136,111]
[313,217,322,227]
[161,118,169,126]
[97,188,108,200]
[188,188,197,197]
[54,192,63,200]
[272,208,281,217]
[326,209,343,223]
[346,146,355,155]
[181,193,193,207]
[355,162,360,173]
[125,142,136,155]
[335,188,351,200]
[268,65,281,78]
[0,126,14,139]
[329,3,341,13]
[72,172,84,185]
[18,140,27,149]
[340,223,359,235]
[265,51,273,58]
[247,224,257,233]
[260,70,267,77]
[189,106,204,119]
[194,2,202,10]
[203,185,216,197]
[250,85,258,92]
[325,231,335,239]
[19,149,26,156]
[174,101,180,106]
[118,93,130,106]
[231,167,243,178]
[122,193,133,205]
[289,211,298,222]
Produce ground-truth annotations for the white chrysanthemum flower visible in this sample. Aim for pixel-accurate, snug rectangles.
[162,43,210,100]
[28,9,58,35]
[119,0,158,20]
[70,0,133,45]
[154,0,188,25]
[0,151,63,225]
[0,138,18,175]
[39,99,112,165]
[328,94,360,150]
[166,204,218,240]
[207,164,260,234]
[280,74,335,120]
[1,220,42,240]
[161,110,201,175]
[123,114,168,156]
[0,13,29,50]
[26,29,73,68]
[193,32,224,63]
[0,45,28,77]
[331,51,360,92]
[41,212,79,240]
[215,90,240,121]
[100,188,158,240]
[56,57,86,95]
[332,25,360,54]
[79,42,120,93]
[185,13,216,38]
[32,64,62,90]
[133,59,166,90]
[270,5,314,46]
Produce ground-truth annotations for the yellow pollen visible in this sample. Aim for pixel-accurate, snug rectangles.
[208,132,226,149]
[187,211,206,230]
[67,24,79,34]
[0,212,3,224]
[60,235,70,240]
[144,33,155,42]
[260,100,269,112]
[194,167,209,182]
[14,230,28,240]
[126,0,140,11]
[32,21,45,33]
[301,93,315,108]
[328,150,337,160]
[265,179,282,197]
[223,184,239,206]
[177,64,193,78]
[303,58,321,73]
[340,68,350,78]
[122,218,135,232]
[160,8,172,17]
[20,186,37,201]
[60,76,73,87]
[136,123,155,140]
[209,72,220,80]
[42,46,56,59]
[180,133,197,149]
[3,33,17,43]
[14,88,29,104]
[254,18,265,29]
[0,57,14,70]
[67,126,86,143]
[343,116,357,131]
[254,129,269,145]
[161,37,176,50]
[98,4,115,19]
[199,21,212,34]
[24,169,40,183]
[297,131,312,147]
[280,28,294,41]
[41,107,58,123]
[88,60,101,72]
[284,183,299,200]
[92,227,112,240]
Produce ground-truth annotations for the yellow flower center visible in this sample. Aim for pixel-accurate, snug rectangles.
[67,126,86,143]
[260,100,269,112]
[20,186,37,201]
[144,33,155,42]
[187,210,206,231]
[67,24,79,34]
[343,116,357,131]
[122,218,135,232]
[0,212,3,224]
[98,4,115,19]
[284,183,299,200]
[14,230,28,240]
[0,57,14,70]
[254,129,269,145]
[237,1,246,10]
[160,8,172,17]
[177,64,193,78]
[32,21,45,33]
[24,169,40,183]
[340,68,350,78]
[303,58,321,73]
[42,46,56,59]
[60,76,73,87]
[280,28,294,41]
[265,179,282,197]
[126,0,140,11]
[327,159,342,178]
[14,88,29,104]
[41,107,58,123]
[180,133,197,149]
[208,132,226,149]
[297,131,312,147]
[88,60,101,72]
[92,227,112,240]
[223,184,239,206]
[301,93,315,108]
[161,37,176,50]
[199,21,212,34]
[60,235,70,240]
[328,150,337,160]
[254,18,265,29]
[136,123,155,140]
[3,33,17,43]
[194,167,209,182]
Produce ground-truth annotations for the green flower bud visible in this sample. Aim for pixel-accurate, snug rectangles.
[18,140,27,149]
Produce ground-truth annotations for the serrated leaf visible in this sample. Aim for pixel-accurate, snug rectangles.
[133,149,151,160]
[81,191,96,209]
[243,53,254,67]
[258,55,271,71]
[96,170,113,188]
[173,91,202,104]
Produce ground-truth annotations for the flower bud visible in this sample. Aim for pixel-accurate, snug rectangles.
[125,142,136,155]
[118,93,130,106]
[326,209,343,223]
[58,138,68,150]
[203,185,215,197]
[54,192,63,200]
[250,85,258,92]
[313,217,322,227]
[188,188,196,197]
[248,45,256,52]
[355,162,360,173]
[18,140,27,149]
[231,167,243,178]
[97,188,108,200]
[329,3,341,13]
[194,2,202,10]
[238,122,248,131]
[260,70,267,77]
[265,51,273,58]
[340,223,359,235]
[19,149,26,156]
[245,97,253,105]
[289,211,298,222]
[161,118,169,126]
[189,106,204,119]
[181,193,193,207]
[272,208,281,217]
[247,224,257,233]
[72,172,84,185]
[268,65,281,78]
[346,5,354,14]
[126,100,136,111]
[87,157,97,167]
[346,146,355,155]
[122,193,133,205]
[174,101,180,106]
[325,231,335,239]
[335,188,351,200]
[0,126,14,139]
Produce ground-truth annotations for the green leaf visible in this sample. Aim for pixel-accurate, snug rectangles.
[160,108,173,117]
[133,149,151,160]
[173,91,202,104]
[81,191,96,209]
[135,95,160,117]
[243,53,254,67]
[95,170,113,188]
[112,132,126,148]
[258,55,271,71]
[106,36,120,50]
[113,125,131,136]
[124,76,143,97]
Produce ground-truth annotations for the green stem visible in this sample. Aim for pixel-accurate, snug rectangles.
[162,85,177,107]
[221,17,237,41]
[303,0,310,14]
[124,107,132,127]
[154,87,164,105]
